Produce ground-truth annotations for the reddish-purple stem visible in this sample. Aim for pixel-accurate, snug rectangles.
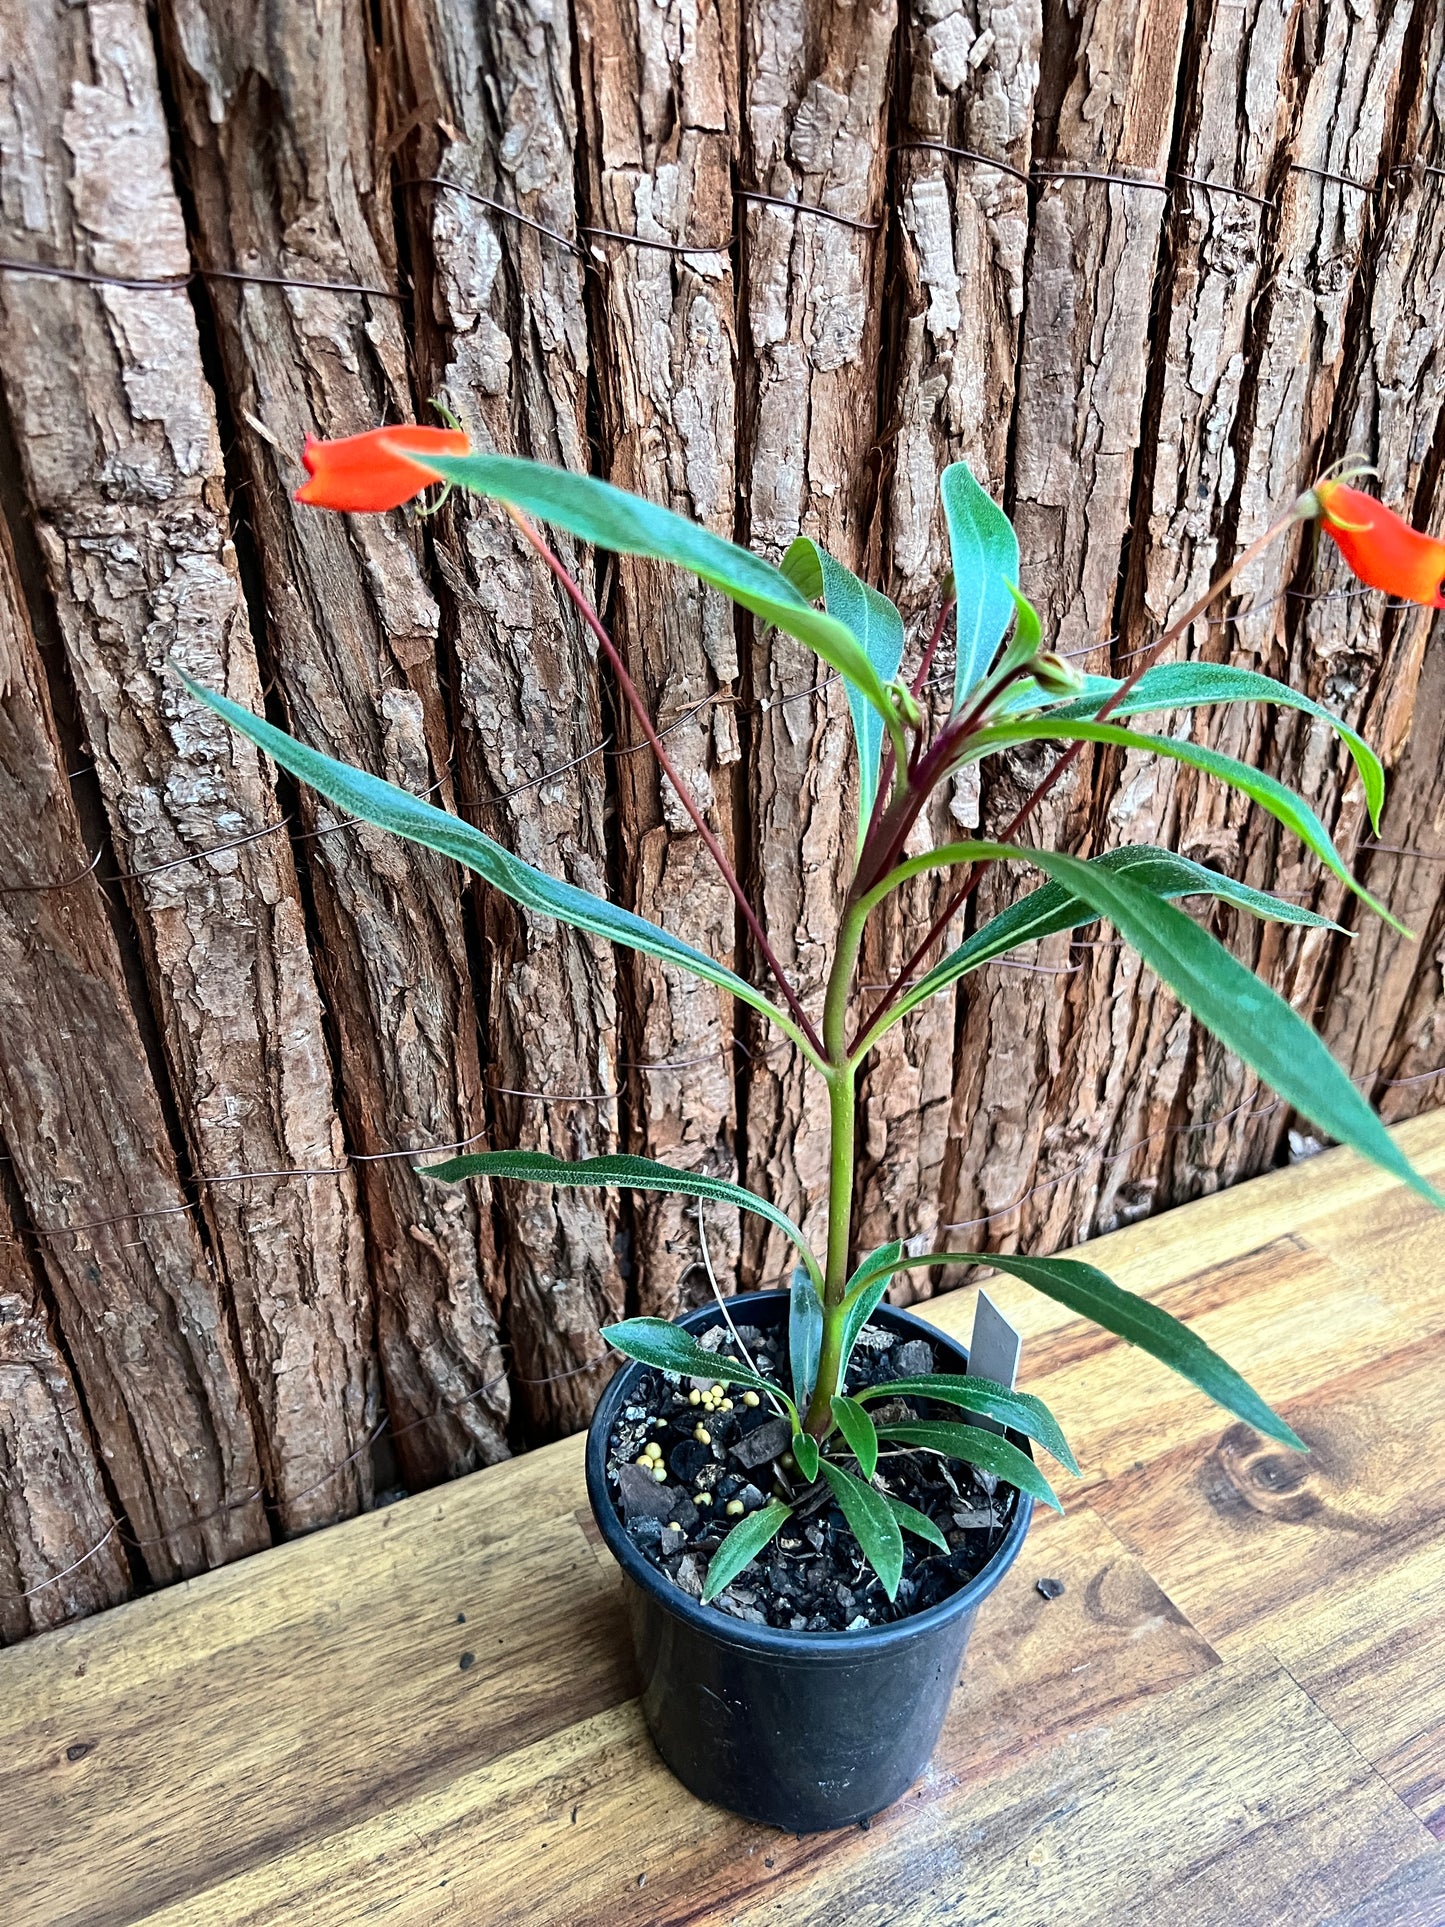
[504,506,826,1061]
[849,505,1307,1051]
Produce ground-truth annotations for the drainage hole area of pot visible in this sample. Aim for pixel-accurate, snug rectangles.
[605,1319,1017,1632]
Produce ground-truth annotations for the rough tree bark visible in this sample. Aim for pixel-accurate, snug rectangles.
[0,530,131,1645]
[574,0,745,1317]
[936,0,1190,1266]
[738,0,898,1286]
[154,0,510,1480]
[0,480,266,1587]
[384,0,625,1434]
[2,0,1443,1639]
[853,0,1042,1272]
[0,0,377,1534]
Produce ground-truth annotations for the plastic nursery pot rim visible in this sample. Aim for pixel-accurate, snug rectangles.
[584,1288,1036,1661]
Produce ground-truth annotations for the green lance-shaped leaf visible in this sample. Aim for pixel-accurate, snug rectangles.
[791,1431,820,1483]
[874,1421,1062,1512]
[882,1494,949,1552]
[940,461,1020,707]
[889,845,1344,1031]
[857,1374,1079,1474]
[829,1396,880,1480]
[183,678,822,1072]
[966,717,1402,931]
[857,844,1344,1050]
[788,1265,825,1408]
[862,842,1441,1211]
[781,539,905,850]
[1040,664,1386,831]
[818,1461,905,1601]
[423,452,903,754]
[426,1150,824,1294]
[836,1240,904,1378]
[702,1499,793,1604]
[872,1247,1306,1448]
[1011,848,1439,1210]
[598,1317,792,1411]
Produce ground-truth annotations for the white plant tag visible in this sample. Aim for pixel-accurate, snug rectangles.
[967,1290,1022,1433]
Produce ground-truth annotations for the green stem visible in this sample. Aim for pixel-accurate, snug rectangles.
[803,900,867,1437]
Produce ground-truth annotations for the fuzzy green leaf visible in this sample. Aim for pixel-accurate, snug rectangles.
[424,452,900,736]
[896,1249,1309,1449]
[423,1150,823,1291]
[701,1500,793,1603]
[818,1461,905,1601]
[882,1494,949,1551]
[782,539,905,847]
[184,678,820,1069]
[859,844,1342,1049]
[829,1396,880,1480]
[789,1265,825,1408]
[861,842,1442,1213]
[967,717,1401,930]
[940,461,1020,706]
[837,1241,903,1377]
[599,1318,786,1405]
[1044,664,1386,831]
[859,1373,1079,1474]
[875,1421,1062,1512]
[791,1431,820,1483]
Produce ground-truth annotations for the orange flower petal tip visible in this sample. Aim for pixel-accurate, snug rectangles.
[1309,479,1445,609]
[294,425,470,513]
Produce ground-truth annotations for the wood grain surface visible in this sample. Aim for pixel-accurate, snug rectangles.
[5,1113,1444,1926]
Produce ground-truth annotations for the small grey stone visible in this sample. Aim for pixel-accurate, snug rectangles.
[729,1416,792,1470]
[698,1326,726,1353]
[851,1326,893,1352]
[889,1339,935,1378]
[951,1506,994,1530]
[623,1405,646,1421]
[616,1461,678,1524]
[975,1470,999,1496]
[659,1523,686,1556]
[869,1399,914,1427]
[671,1554,704,1598]
[717,1590,768,1625]
[1036,1576,1066,1601]
[669,1491,700,1532]
[737,1483,766,1511]
[630,1517,663,1550]
[845,1615,869,1632]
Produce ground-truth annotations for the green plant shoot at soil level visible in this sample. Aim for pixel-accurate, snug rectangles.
[189,425,1443,1607]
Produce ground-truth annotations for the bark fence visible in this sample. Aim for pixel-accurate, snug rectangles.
[1,0,1442,1639]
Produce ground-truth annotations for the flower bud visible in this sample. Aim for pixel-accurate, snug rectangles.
[1027,651,1086,697]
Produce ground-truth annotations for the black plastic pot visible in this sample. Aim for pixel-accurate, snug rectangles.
[584,1290,1034,1832]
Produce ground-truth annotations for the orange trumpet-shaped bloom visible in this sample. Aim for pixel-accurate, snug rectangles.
[1313,479,1445,609]
[295,425,469,512]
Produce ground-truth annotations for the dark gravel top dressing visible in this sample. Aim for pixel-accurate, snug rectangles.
[603,1319,1019,1631]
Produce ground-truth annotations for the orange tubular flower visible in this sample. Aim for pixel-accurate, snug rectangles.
[1311,479,1445,609]
[295,425,469,512]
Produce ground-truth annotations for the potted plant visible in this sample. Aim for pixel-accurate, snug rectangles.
[191,431,1442,1830]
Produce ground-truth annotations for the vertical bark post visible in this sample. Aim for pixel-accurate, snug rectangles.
[384,0,625,1434]
[155,0,510,1478]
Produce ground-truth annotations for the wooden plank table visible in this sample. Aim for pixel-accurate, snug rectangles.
[7,1113,1445,1926]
